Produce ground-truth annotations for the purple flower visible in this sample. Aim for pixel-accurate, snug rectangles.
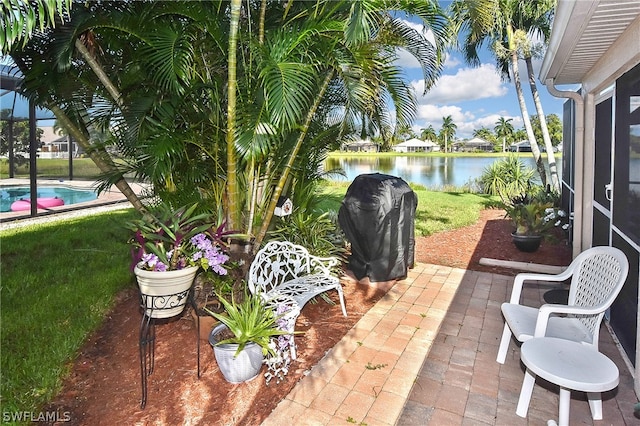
[141,253,168,271]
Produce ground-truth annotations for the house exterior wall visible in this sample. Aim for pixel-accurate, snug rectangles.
[560,31,640,396]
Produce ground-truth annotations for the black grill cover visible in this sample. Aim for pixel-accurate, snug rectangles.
[338,173,417,281]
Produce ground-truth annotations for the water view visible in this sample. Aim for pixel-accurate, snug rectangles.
[325,155,558,189]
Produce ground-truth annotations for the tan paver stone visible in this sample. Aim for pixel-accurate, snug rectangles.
[412,324,438,342]
[383,335,411,356]
[353,368,388,396]
[366,390,405,425]
[399,313,423,327]
[373,319,399,336]
[396,349,429,376]
[295,408,334,425]
[307,354,342,382]
[309,382,351,415]
[353,312,380,328]
[404,336,433,354]
[261,399,308,425]
[287,375,329,407]
[348,345,379,364]
[430,297,455,312]
[343,325,371,342]
[407,304,429,317]
[371,349,400,368]
[361,331,388,349]
[327,339,358,362]
[333,389,375,423]
[393,324,418,339]
[330,364,364,389]
[263,263,636,426]
[382,367,416,397]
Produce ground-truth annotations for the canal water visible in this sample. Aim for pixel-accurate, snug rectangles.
[325,155,558,189]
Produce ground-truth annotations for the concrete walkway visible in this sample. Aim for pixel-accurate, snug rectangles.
[263,262,638,425]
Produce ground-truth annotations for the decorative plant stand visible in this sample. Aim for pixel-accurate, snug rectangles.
[138,282,203,409]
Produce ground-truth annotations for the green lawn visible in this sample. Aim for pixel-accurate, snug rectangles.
[0,158,104,180]
[1,209,138,415]
[317,180,499,236]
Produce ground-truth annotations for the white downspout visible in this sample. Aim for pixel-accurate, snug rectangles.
[544,78,584,257]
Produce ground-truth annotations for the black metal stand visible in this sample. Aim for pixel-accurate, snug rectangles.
[138,285,200,409]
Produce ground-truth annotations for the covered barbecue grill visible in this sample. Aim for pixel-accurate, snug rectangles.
[338,173,417,282]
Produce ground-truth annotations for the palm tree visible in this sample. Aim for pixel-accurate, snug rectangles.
[440,115,457,153]
[420,125,438,142]
[1,0,72,52]
[494,117,514,152]
[514,0,559,192]
[9,0,453,250]
[226,0,242,230]
[451,0,550,187]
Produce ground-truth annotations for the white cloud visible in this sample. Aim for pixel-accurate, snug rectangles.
[444,55,461,69]
[394,48,422,69]
[413,63,508,103]
[394,50,461,70]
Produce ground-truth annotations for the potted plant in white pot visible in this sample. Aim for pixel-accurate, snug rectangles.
[127,203,231,318]
[205,291,299,383]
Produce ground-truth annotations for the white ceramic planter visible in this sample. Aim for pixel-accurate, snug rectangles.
[134,265,198,319]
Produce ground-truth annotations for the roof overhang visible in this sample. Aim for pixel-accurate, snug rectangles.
[539,0,640,87]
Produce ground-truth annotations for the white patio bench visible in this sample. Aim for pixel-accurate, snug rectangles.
[248,240,347,358]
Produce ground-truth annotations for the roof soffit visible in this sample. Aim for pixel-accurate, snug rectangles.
[540,0,640,85]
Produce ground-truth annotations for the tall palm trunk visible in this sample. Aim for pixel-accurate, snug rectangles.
[73,38,144,211]
[254,71,334,251]
[75,39,122,108]
[50,105,145,213]
[507,27,546,187]
[226,0,242,230]
[526,56,559,193]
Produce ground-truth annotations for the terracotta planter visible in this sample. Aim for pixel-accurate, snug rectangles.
[134,265,198,319]
[511,233,542,253]
[190,308,220,341]
[209,324,264,383]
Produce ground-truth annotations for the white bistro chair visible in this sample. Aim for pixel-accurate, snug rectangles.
[497,246,629,364]
[496,246,629,424]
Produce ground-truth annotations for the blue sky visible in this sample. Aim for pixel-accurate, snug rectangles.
[395,17,567,140]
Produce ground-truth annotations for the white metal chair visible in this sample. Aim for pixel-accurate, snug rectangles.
[496,246,629,365]
[248,240,347,358]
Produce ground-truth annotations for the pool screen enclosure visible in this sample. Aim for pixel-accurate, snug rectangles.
[338,173,417,282]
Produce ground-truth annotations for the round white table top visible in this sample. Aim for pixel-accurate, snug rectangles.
[520,337,619,392]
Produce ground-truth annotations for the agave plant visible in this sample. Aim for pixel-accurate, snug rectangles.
[205,292,290,357]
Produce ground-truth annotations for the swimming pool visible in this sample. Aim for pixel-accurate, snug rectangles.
[0,186,98,212]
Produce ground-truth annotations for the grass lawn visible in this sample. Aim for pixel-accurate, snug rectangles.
[0,185,498,419]
[1,209,138,415]
[316,180,499,236]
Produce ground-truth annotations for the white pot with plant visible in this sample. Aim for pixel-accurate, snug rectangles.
[205,292,299,383]
[127,203,231,318]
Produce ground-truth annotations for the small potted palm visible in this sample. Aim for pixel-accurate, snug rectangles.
[127,203,231,318]
[503,190,567,252]
[205,291,298,383]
